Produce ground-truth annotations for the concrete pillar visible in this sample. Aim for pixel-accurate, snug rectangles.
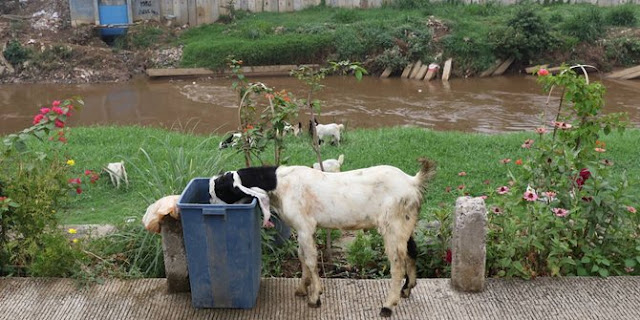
[161,218,190,293]
[451,196,487,292]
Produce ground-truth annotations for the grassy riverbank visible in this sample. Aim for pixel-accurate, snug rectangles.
[61,126,640,225]
[179,3,640,77]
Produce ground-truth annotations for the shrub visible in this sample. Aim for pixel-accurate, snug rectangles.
[2,40,31,67]
[488,6,557,61]
[390,0,432,10]
[605,37,640,66]
[606,5,637,27]
[373,47,409,73]
[332,9,361,24]
[561,7,605,42]
[487,66,637,278]
[334,27,368,61]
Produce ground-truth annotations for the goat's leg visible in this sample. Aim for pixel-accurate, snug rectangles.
[402,236,418,298]
[380,234,409,317]
[295,245,311,297]
[298,230,322,308]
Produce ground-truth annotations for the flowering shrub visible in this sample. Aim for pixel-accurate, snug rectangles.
[486,66,638,278]
[0,97,101,276]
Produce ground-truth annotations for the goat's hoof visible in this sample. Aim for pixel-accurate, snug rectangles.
[380,307,393,317]
[308,299,321,308]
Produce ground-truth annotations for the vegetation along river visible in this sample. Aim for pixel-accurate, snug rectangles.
[1,75,639,136]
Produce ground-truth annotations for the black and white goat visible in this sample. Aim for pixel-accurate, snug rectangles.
[209,158,436,317]
[218,132,242,149]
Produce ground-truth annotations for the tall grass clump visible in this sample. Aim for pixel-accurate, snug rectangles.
[606,4,637,27]
[561,7,605,42]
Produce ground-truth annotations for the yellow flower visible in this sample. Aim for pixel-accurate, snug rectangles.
[66,159,75,166]
[68,228,77,234]
[72,239,79,243]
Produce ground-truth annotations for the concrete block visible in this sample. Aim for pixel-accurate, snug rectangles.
[442,58,452,81]
[401,63,414,78]
[161,217,190,293]
[409,60,423,79]
[451,196,487,293]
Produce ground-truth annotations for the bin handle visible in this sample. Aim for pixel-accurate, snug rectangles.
[202,208,226,219]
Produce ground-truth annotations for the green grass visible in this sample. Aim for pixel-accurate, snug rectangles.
[178,4,640,74]
[59,126,640,225]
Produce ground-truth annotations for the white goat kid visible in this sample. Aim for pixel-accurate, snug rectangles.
[312,154,344,173]
[105,161,128,188]
[315,123,344,145]
[209,158,436,317]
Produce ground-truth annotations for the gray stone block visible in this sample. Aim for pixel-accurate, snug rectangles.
[451,196,487,292]
[161,218,190,293]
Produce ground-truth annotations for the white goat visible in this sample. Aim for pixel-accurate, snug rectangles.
[209,158,436,317]
[315,123,345,145]
[105,161,128,188]
[283,122,302,137]
[312,154,344,173]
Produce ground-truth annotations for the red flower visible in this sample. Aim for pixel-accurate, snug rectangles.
[52,106,64,115]
[0,196,6,202]
[55,119,65,128]
[52,100,61,107]
[40,107,51,114]
[85,170,92,176]
[33,114,45,125]
[58,136,67,143]
[537,68,549,76]
[445,249,452,264]
[76,187,83,194]
[68,178,82,185]
[515,159,523,165]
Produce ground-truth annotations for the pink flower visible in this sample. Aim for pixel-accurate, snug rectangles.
[497,186,510,194]
[480,195,488,200]
[52,106,64,115]
[52,100,61,107]
[537,69,549,76]
[85,170,92,176]
[552,208,569,217]
[545,191,557,200]
[55,119,65,128]
[521,139,534,149]
[553,121,573,130]
[458,171,467,176]
[594,148,606,153]
[627,206,637,214]
[40,107,51,114]
[457,184,465,190]
[500,158,511,164]
[68,178,82,184]
[535,127,547,134]
[492,206,503,214]
[523,190,538,202]
[33,114,45,125]
[0,196,6,202]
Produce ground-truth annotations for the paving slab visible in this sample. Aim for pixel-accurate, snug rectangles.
[1,277,639,320]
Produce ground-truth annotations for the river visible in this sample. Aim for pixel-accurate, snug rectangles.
[1,75,639,136]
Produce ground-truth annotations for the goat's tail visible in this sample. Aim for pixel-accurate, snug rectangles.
[338,154,345,165]
[415,157,436,188]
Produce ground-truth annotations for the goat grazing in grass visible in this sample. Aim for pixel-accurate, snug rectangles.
[209,158,436,317]
[312,154,344,173]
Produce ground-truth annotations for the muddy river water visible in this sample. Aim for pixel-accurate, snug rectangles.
[1,75,639,136]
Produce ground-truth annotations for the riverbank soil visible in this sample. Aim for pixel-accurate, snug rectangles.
[0,0,181,84]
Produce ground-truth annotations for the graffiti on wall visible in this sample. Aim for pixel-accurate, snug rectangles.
[135,0,159,16]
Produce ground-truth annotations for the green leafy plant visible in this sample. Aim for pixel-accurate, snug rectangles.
[2,39,31,67]
[561,7,605,43]
[606,5,637,27]
[487,66,637,279]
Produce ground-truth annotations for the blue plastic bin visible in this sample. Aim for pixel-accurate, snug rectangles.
[98,3,128,37]
[177,178,262,309]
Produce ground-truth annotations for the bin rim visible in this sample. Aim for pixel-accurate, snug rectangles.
[177,177,258,209]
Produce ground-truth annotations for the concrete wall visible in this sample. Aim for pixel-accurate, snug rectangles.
[70,0,640,27]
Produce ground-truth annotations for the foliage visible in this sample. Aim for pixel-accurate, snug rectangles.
[372,47,409,73]
[606,4,637,27]
[2,40,31,67]
[28,231,87,277]
[604,37,640,67]
[487,66,637,278]
[346,231,388,276]
[488,7,557,61]
[560,7,605,42]
[261,226,299,277]
[0,97,91,275]
[415,208,452,278]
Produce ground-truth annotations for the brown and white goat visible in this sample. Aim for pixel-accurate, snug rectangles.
[209,158,436,317]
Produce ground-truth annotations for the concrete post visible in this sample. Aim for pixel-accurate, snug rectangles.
[160,218,190,293]
[451,196,487,292]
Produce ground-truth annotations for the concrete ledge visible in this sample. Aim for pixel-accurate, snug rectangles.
[146,65,320,79]
[1,277,640,319]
